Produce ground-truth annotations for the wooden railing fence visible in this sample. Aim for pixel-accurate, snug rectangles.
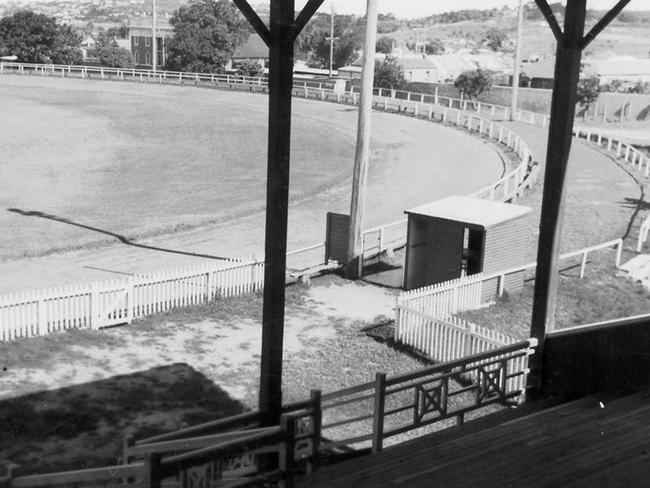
[318,340,536,454]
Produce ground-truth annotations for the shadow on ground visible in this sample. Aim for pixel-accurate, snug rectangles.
[7,208,230,261]
[0,363,246,475]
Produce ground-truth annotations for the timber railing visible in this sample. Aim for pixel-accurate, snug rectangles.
[394,239,623,365]
[319,340,536,454]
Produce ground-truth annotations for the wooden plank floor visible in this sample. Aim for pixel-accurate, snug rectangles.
[300,390,650,488]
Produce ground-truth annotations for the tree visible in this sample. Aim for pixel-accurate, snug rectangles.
[296,12,363,69]
[454,69,493,99]
[235,59,263,77]
[93,45,134,68]
[424,38,445,55]
[484,27,507,51]
[374,56,406,90]
[165,0,250,73]
[576,76,600,112]
[0,11,82,64]
[375,36,394,55]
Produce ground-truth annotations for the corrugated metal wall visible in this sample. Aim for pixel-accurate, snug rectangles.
[482,216,529,301]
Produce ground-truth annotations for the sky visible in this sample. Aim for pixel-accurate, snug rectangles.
[297,0,648,18]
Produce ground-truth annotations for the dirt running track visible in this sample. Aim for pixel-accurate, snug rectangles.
[0,77,504,293]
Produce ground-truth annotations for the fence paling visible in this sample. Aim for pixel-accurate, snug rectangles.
[0,258,263,341]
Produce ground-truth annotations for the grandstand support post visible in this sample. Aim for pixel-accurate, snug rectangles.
[233,0,325,428]
[345,0,379,279]
[528,0,631,400]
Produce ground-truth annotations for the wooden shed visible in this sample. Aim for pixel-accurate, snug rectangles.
[403,196,531,300]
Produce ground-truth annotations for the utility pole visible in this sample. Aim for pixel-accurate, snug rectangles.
[345,0,379,279]
[151,0,157,71]
[510,0,524,121]
[326,4,338,77]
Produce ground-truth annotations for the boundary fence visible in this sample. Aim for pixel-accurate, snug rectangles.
[394,239,623,366]
[0,257,263,341]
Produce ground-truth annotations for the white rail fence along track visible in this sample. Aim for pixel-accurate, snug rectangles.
[394,238,623,374]
[0,62,542,341]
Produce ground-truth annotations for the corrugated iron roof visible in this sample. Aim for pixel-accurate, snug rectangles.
[405,195,531,228]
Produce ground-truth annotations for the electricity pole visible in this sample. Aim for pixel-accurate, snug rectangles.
[152,0,157,71]
[346,0,379,278]
[510,0,524,121]
[326,4,338,77]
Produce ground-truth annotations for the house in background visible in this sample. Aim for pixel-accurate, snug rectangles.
[128,19,173,68]
[227,36,270,72]
[520,56,555,89]
[583,56,650,86]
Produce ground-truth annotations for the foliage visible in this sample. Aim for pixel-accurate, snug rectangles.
[424,38,445,55]
[377,13,400,33]
[454,69,493,99]
[93,46,134,68]
[297,12,363,69]
[484,27,507,51]
[235,59,263,77]
[422,8,500,24]
[600,79,650,95]
[165,0,250,73]
[374,56,406,90]
[96,25,129,47]
[375,36,394,55]
[0,10,82,64]
[576,76,600,110]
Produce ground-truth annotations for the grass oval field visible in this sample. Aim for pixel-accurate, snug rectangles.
[0,76,503,269]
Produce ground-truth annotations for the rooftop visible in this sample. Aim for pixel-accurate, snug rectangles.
[405,195,531,228]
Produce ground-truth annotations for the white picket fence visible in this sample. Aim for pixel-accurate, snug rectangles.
[394,274,527,391]
[0,257,263,341]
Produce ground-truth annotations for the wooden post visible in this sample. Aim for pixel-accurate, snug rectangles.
[145,452,162,488]
[232,0,326,427]
[371,372,387,454]
[529,0,588,398]
[346,0,379,279]
[255,0,296,427]
[279,414,296,488]
[310,389,322,471]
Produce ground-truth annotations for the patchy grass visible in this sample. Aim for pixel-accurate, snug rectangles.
[460,258,650,339]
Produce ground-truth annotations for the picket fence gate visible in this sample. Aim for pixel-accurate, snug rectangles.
[395,273,529,391]
[0,257,263,341]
